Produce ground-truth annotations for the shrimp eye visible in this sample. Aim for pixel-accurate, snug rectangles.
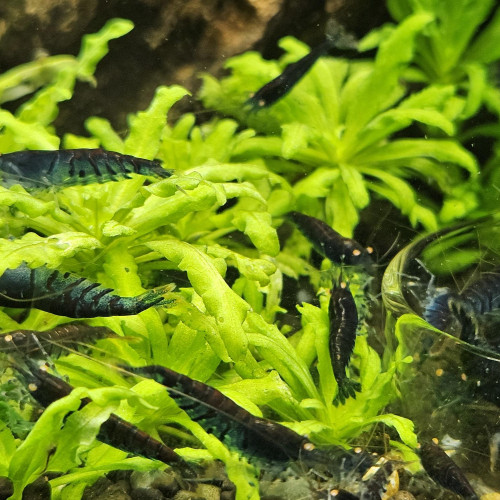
[352,249,361,256]
[28,383,38,392]
[366,246,374,254]
[303,442,315,451]
[4,334,12,343]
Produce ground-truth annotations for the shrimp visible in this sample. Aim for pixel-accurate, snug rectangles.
[329,279,361,405]
[246,21,358,110]
[126,364,373,476]
[246,39,337,110]
[422,288,455,332]
[419,440,478,500]
[19,363,192,473]
[286,211,373,268]
[126,364,309,463]
[0,149,172,189]
[0,323,116,358]
[0,262,175,318]
[459,268,500,315]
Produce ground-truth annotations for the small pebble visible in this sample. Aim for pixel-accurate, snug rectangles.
[83,478,114,499]
[84,482,132,500]
[388,492,416,500]
[131,487,164,500]
[220,478,235,493]
[173,491,205,500]
[130,469,179,496]
[220,490,236,500]
[195,484,220,500]
[260,476,313,500]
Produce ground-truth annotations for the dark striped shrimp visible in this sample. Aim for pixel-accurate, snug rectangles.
[286,212,373,268]
[246,39,336,111]
[127,365,374,475]
[456,268,500,319]
[0,149,172,189]
[0,323,116,358]
[0,262,175,318]
[435,268,500,342]
[423,288,455,332]
[126,364,309,463]
[18,363,192,472]
[246,22,358,110]
[419,440,478,500]
[329,279,361,406]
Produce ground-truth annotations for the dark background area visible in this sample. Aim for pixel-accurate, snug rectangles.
[0,0,390,136]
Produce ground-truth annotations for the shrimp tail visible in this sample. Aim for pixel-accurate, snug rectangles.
[333,378,362,407]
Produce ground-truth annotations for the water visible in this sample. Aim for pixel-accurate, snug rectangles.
[382,216,500,493]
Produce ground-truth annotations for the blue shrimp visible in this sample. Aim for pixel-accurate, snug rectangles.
[0,262,174,318]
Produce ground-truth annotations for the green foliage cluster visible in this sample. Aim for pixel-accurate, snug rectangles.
[201,0,500,234]
[0,0,498,497]
[0,18,415,500]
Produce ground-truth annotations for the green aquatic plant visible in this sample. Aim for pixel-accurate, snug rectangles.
[386,0,500,116]
[2,2,499,497]
[199,12,481,237]
[0,19,134,152]
[383,0,500,223]
[0,18,418,500]
[0,155,415,497]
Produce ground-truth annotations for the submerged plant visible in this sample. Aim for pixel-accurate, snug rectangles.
[200,12,482,236]
[387,0,500,106]
[383,0,500,221]
[0,1,498,498]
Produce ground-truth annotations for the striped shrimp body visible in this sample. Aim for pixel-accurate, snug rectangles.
[422,287,455,332]
[127,364,309,463]
[246,38,337,111]
[127,364,374,477]
[0,149,172,190]
[329,279,361,405]
[419,440,478,499]
[286,211,373,268]
[19,363,190,471]
[434,268,500,341]
[246,21,358,111]
[457,268,500,317]
[0,323,117,358]
[446,271,500,404]
[0,262,175,318]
